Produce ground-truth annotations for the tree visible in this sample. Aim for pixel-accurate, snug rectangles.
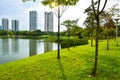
[0,30,8,36]
[101,11,115,50]
[84,6,96,46]
[61,19,81,49]
[99,4,120,49]
[41,0,79,59]
[22,0,79,59]
[70,19,81,47]
[91,0,108,76]
[107,4,120,19]
[61,20,72,50]
[107,4,120,47]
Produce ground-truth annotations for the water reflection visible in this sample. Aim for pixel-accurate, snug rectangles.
[0,38,58,64]
[44,41,53,52]
[12,39,19,54]
[29,39,37,56]
[2,39,9,55]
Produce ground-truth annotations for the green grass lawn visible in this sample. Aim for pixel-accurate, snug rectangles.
[0,39,120,80]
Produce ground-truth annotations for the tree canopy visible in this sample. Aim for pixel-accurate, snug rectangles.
[41,0,79,7]
[22,0,79,8]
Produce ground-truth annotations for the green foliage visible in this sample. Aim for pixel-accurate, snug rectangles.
[61,39,88,48]
[61,19,84,38]
[41,0,79,7]
[61,20,73,29]
[0,30,58,39]
[0,30,8,36]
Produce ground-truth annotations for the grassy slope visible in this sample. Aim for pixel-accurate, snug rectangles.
[0,39,120,80]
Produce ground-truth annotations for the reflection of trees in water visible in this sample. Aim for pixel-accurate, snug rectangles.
[2,39,9,55]
[44,42,53,53]
[29,39,37,56]
[12,39,19,54]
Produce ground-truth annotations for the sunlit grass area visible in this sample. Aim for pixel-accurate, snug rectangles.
[0,39,120,80]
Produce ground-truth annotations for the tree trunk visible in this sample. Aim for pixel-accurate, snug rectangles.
[74,34,76,48]
[90,20,93,46]
[91,0,108,76]
[68,28,70,50]
[90,32,93,46]
[106,26,109,50]
[92,16,99,76]
[57,6,60,59]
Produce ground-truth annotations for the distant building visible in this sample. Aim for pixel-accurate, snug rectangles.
[2,18,9,31]
[44,12,53,32]
[12,20,19,31]
[0,25,3,30]
[29,11,38,31]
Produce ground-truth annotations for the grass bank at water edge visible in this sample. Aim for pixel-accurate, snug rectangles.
[0,39,120,80]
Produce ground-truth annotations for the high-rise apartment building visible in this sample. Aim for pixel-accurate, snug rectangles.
[29,11,37,31]
[2,18,9,31]
[12,20,19,31]
[44,12,53,32]
[0,25,3,31]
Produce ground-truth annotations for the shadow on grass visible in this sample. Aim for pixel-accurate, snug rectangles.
[57,59,67,80]
[69,49,94,62]
[69,49,120,79]
[68,49,98,77]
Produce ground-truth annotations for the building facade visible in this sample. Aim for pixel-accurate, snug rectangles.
[29,11,38,31]
[44,12,53,32]
[12,20,19,31]
[2,18,9,31]
[0,25,3,31]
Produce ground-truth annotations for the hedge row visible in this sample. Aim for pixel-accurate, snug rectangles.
[61,39,88,48]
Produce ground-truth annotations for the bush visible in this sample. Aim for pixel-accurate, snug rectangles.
[61,39,88,48]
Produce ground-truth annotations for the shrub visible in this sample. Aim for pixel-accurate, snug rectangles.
[61,39,88,48]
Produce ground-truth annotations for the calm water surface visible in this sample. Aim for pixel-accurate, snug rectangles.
[0,38,57,64]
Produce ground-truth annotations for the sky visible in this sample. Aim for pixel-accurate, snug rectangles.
[0,0,120,31]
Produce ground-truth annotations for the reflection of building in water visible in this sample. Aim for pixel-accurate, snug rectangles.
[2,39,9,55]
[0,39,3,54]
[29,39,37,56]
[12,39,19,54]
[44,42,53,52]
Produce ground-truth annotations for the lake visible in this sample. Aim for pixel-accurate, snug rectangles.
[0,38,58,64]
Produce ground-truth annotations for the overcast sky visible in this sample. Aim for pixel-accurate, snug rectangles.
[0,0,120,31]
